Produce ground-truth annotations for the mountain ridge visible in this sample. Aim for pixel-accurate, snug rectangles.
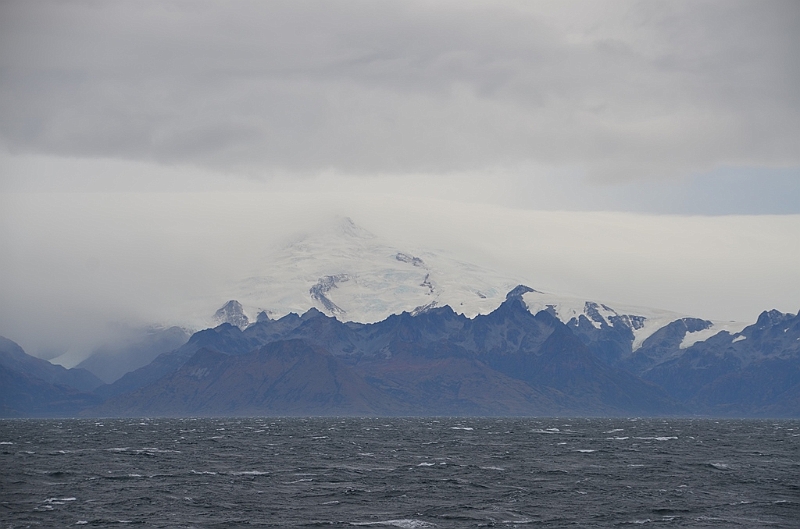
[2,293,797,417]
[90,289,797,418]
[2,217,796,418]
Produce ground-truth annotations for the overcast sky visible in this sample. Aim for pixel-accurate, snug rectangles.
[1,1,798,358]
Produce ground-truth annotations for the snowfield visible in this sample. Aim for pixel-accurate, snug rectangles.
[206,217,746,346]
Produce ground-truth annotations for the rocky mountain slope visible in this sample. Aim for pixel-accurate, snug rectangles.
[0,336,102,417]
[2,218,796,417]
[95,290,680,416]
[4,294,798,417]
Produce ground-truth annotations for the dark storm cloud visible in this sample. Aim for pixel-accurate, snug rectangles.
[0,0,798,179]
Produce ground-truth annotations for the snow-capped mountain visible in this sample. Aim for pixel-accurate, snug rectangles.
[9,216,795,418]
[218,216,746,353]
[521,290,746,353]
[213,300,250,330]
[229,217,522,323]
[12,214,791,418]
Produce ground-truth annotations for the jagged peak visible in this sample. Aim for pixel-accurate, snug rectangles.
[411,301,438,316]
[505,284,537,300]
[301,307,328,320]
[278,312,301,322]
[489,293,532,318]
[680,317,713,333]
[213,300,249,330]
[755,309,792,329]
[217,299,243,311]
[208,322,243,336]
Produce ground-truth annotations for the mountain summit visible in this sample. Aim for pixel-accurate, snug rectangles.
[215,217,746,356]
[230,217,521,323]
[214,300,249,329]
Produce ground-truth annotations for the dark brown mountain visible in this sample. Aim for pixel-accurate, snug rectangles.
[96,340,400,416]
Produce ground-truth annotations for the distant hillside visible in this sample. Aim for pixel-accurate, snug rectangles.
[0,336,102,417]
[3,287,798,418]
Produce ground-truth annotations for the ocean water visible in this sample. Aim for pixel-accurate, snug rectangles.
[1,418,798,528]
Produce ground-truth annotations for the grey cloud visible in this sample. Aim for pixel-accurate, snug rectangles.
[0,0,798,179]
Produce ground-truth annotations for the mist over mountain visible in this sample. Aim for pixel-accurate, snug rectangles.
[0,336,102,393]
[75,326,190,384]
[3,295,798,418]
[2,218,797,418]
[91,294,681,417]
[226,216,522,325]
[0,336,102,417]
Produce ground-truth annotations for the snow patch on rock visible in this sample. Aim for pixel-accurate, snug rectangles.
[680,321,749,349]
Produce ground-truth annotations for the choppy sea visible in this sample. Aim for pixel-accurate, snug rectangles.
[1,418,798,528]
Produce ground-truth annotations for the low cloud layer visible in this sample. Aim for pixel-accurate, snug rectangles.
[1,0,798,182]
[2,191,799,360]
[1,2,798,361]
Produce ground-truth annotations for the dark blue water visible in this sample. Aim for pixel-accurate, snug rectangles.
[1,418,798,527]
